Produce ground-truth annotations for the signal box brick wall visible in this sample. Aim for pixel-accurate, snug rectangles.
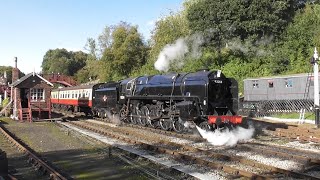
[12,68,19,83]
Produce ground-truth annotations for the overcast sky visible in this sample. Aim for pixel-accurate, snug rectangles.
[0,0,183,74]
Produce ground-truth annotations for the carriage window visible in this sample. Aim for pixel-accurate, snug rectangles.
[252,80,259,88]
[268,80,274,88]
[285,78,293,88]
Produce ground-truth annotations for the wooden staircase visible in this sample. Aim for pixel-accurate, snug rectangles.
[21,108,31,122]
[19,100,32,122]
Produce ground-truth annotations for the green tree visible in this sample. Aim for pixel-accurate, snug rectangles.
[0,66,25,84]
[273,4,320,74]
[100,22,148,81]
[41,48,88,76]
[84,38,98,59]
[0,66,12,84]
[69,51,88,76]
[42,48,71,74]
[187,0,296,48]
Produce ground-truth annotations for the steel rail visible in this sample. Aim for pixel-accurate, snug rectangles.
[0,125,68,180]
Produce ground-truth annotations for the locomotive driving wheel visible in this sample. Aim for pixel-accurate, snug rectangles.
[130,107,139,124]
[119,107,127,122]
[159,119,171,131]
[148,105,160,128]
[172,117,185,133]
[138,106,148,126]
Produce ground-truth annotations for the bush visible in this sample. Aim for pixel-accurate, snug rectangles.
[1,98,9,107]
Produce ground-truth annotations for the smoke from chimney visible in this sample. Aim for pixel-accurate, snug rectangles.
[154,33,204,72]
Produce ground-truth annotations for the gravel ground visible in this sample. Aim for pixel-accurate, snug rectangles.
[228,149,303,171]
[86,118,320,179]
[62,121,228,180]
[1,117,184,180]
[251,133,320,155]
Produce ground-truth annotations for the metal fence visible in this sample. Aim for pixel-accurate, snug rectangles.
[239,99,314,117]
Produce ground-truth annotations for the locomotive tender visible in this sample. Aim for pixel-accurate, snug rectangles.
[51,70,242,132]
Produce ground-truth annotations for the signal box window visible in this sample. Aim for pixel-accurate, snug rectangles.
[268,80,274,88]
[30,88,44,101]
[285,78,293,88]
[252,80,259,88]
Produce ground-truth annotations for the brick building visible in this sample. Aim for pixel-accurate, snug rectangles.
[10,57,53,121]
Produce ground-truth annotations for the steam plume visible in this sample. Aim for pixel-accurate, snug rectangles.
[105,110,121,125]
[196,125,255,147]
[154,33,204,72]
[226,36,273,56]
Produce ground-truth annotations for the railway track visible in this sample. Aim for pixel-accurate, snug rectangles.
[63,119,320,179]
[0,124,70,180]
[96,118,320,167]
[248,118,320,143]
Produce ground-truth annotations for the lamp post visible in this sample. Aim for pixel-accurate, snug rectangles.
[313,48,320,128]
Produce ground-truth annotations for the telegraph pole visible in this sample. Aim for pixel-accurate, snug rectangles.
[313,48,320,128]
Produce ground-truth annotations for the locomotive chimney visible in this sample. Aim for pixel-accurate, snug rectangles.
[14,57,17,68]
[12,57,19,83]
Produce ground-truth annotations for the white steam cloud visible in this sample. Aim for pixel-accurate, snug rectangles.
[105,110,121,125]
[196,125,255,147]
[154,33,204,72]
[226,36,274,56]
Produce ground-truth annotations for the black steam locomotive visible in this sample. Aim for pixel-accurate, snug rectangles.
[92,69,242,132]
